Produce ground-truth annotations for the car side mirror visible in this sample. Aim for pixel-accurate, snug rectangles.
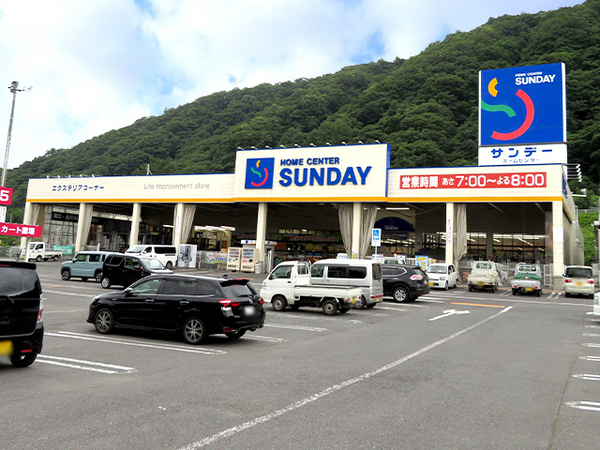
[124,288,134,297]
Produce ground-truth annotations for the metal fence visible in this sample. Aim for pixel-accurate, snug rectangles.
[0,246,21,259]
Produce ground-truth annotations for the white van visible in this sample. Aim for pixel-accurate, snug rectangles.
[125,245,178,269]
[310,259,383,309]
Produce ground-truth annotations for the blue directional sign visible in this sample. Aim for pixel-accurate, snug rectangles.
[479,63,566,146]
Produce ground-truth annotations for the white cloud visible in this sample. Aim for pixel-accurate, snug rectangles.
[0,0,583,169]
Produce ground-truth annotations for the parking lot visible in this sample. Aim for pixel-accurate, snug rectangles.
[3,262,600,449]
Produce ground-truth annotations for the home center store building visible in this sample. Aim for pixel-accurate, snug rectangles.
[22,142,582,290]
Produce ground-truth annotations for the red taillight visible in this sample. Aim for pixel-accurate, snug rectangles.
[219,299,241,308]
[259,298,265,305]
[37,299,43,323]
[564,278,572,283]
[588,280,595,285]
[410,274,423,280]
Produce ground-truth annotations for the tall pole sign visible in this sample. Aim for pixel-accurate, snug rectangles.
[478,63,567,166]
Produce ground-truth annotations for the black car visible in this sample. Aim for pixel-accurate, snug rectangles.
[100,254,173,289]
[87,274,265,344]
[0,260,44,367]
[382,264,430,302]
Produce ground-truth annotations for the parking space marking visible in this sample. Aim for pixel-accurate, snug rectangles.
[583,333,600,337]
[243,335,286,343]
[44,289,95,297]
[44,309,87,314]
[566,401,600,412]
[582,343,600,349]
[177,306,513,450]
[579,356,600,362]
[573,374,600,381]
[264,324,326,332]
[36,355,136,374]
[272,312,362,324]
[374,306,407,312]
[46,331,226,355]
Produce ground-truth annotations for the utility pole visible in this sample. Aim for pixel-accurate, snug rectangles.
[2,81,31,187]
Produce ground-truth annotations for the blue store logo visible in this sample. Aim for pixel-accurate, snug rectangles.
[245,158,275,189]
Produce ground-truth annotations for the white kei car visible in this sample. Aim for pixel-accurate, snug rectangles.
[426,263,459,290]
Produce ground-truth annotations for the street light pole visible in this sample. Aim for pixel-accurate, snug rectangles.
[2,81,30,187]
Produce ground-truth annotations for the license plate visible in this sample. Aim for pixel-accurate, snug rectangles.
[244,306,256,316]
[429,282,434,287]
[525,287,533,292]
[478,282,484,286]
[0,340,13,356]
[576,281,584,287]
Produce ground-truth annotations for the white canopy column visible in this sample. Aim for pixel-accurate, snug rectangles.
[74,203,94,253]
[20,202,40,258]
[129,203,142,248]
[256,203,268,273]
[552,200,565,289]
[445,203,454,265]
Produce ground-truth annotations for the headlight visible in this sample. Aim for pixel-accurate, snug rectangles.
[440,276,446,281]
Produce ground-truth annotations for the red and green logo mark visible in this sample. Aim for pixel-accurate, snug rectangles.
[245,158,274,189]
[481,77,535,141]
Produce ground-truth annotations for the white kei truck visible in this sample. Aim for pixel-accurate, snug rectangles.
[260,261,361,315]
[20,242,63,262]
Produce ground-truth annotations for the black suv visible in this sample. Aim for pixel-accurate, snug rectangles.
[87,274,265,344]
[382,264,430,302]
[0,261,44,367]
[100,254,173,289]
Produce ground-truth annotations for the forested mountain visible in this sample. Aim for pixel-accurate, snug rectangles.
[6,0,600,212]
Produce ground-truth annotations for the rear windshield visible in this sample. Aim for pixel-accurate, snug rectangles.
[474,262,493,270]
[565,267,593,278]
[221,282,257,298]
[517,265,538,273]
[0,267,41,298]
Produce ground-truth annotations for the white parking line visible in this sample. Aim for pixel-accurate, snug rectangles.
[243,335,286,343]
[176,306,513,450]
[46,331,226,355]
[573,374,600,381]
[566,401,600,412]
[43,309,87,314]
[272,312,362,324]
[36,355,136,374]
[582,343,600,349]
[43,289,95,297]
[264,324,326,332]
[579,356,600,362]
[375,306,407,312]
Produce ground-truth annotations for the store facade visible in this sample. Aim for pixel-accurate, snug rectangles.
[22,142,581,289]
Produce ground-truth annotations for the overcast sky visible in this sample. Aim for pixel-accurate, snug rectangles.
[0,0,584,169]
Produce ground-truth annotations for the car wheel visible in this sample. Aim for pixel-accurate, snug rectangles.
[512,290,517,295]
[10,352,38,368]
[366,303,377,309]
[392,286,409,303]
[537,291,543,297]
[61,269,71,281]
[354,296,366,309]
[565,292,570,298]
[224,329,246,340]
[182,317,207,344]
[166,261,173,269]
[36,255,42,262]
[53,255,60,261]
[94,308,114,334]
[468,285,474,292]
[95,271,103,283]
[100,277,111,289]
[444,282,449,291]
[322,300,338,316]
[272,296,287,311]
